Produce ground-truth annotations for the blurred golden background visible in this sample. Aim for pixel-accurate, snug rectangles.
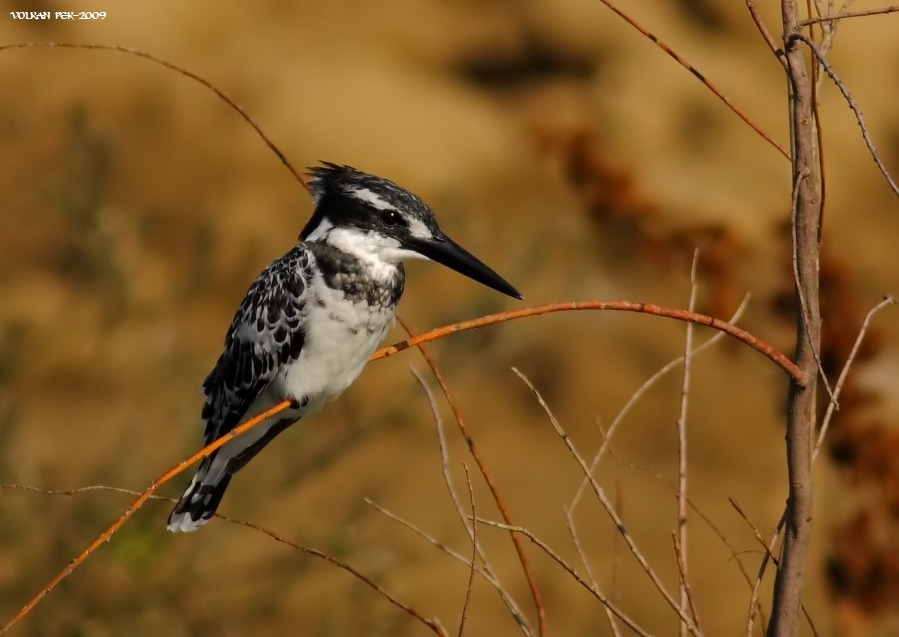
[1,1,898,635]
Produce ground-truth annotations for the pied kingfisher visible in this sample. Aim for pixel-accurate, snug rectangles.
[167,163,520,532]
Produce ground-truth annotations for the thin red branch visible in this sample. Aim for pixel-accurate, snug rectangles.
[0,42,309,191]
[593,0,789,158]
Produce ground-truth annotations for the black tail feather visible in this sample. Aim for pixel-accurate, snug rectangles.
[166,469,232,532]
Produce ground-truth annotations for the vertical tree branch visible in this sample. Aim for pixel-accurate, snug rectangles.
[768,2,822,635]
[677,252,700,637]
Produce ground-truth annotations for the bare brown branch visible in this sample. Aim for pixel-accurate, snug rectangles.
[767,2,823,633]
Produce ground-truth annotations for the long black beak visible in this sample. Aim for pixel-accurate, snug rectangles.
[406,232,522,299]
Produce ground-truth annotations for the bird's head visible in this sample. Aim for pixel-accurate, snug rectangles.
[301,163,521,299]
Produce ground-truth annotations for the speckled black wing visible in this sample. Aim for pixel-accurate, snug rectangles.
[200,245,311,445]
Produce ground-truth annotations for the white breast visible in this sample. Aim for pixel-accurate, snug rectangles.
[274,279,395,406]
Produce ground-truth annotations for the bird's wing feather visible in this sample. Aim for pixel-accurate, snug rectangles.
[200,246,311,445]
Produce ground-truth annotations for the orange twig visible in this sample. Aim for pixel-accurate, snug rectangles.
[3,299,800,632]
[0,400,293,635]
[376,301,804,385]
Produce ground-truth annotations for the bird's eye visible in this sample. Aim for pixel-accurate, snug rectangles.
[382,210,401,226]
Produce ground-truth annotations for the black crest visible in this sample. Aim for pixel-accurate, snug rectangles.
[300,163,435,240]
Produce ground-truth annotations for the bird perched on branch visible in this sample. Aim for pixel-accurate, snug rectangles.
[167,163,520,532]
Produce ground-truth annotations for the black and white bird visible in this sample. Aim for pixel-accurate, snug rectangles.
[167,163,520,532]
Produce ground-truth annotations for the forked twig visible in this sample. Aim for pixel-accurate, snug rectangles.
[800,5,899,24]
[814,294,897,458]
[400,318,546,636]
[512,369,701,635]
[788,33,899,199]
[407,363,533,634]
[584,438,768,628]
[364,497,530,630]
[571,293,752,509]
[474,518,651,637]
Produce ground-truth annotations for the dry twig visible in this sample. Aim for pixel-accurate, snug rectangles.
[800,4,899,24]
[814,295,897,458]
[459,464,478,636]
[475,518,651,637]
[401,318,546,636]
[769,5,823,632]
[571,293,752,509]
[676,251,700,637]
[789,32,899,199]
[512,368,701,635]
[405,367,531,632]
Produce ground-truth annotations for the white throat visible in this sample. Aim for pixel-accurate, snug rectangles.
[306,218,428,266]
